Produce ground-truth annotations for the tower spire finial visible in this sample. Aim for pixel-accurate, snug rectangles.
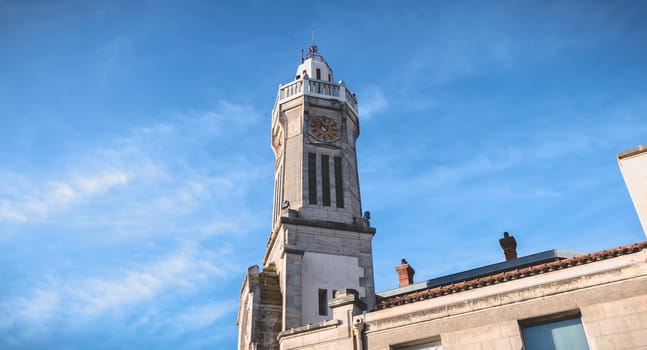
[309,28,318,55]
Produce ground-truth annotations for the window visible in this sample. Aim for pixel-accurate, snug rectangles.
[394,340,442,350]
[316,68,321,80]
[318,288,328,316]
[308,153,317,204]
[334,157,344,208]
[321,155,331,206]
[521,313,590,350]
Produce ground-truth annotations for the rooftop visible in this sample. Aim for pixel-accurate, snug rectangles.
[376,240,647,310]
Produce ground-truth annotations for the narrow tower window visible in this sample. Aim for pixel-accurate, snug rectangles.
[273,177,279,223]
[318,288,328,316]
[321,155,331,206]
[316,68,321,80]
[308,153,317,204]
[334,157,344,208]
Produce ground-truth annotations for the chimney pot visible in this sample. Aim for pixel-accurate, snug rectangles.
[499,231,518,261]
[395,258,415,287]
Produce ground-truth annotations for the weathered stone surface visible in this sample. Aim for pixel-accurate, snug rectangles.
[237,264,283,350]
[266,250,647,350]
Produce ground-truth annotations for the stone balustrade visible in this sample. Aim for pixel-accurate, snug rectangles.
[277,78,357,113]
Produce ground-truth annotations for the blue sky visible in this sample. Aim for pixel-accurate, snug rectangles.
[1,1,646,349]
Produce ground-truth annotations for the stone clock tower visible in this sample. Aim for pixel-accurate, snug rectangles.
[237,44,376,350]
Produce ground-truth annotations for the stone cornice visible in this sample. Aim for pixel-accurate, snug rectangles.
[277,319,340,341]
[618,145,647,159]
[262,216,375,265]
[280,216,376,234]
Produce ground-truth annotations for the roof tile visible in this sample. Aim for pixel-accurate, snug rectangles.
[376,241,647,310]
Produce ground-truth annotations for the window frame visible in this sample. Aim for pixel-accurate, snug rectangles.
[308,152,317,204]
[519,310,590,350]
[334,156,344,208]
[321,154,331,206]
[318,288,328,316]
[391,338,442,350]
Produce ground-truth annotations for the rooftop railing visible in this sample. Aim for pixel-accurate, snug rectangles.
[276,77,357,113]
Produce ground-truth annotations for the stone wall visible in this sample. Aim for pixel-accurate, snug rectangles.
[618,146,647,237]
[582,294,647,349]
[238,264,283,350]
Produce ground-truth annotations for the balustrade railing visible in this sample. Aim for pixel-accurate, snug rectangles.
[307,80,340,98]
[277,78,357,113]
[279,80,304,100]
[344,88,358,111]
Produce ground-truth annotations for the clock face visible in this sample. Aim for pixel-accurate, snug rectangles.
[309,116,339,141]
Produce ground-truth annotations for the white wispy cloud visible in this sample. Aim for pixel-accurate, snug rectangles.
[75,172,129,194]
[72,271,162,316]
[0,101,268,239]
[0,243,236,338]
[126,300,238,342]
[173,301,237,331]
[0,289,60,344]
[0,204,26,222]
[366,107,647,194]
[0,100,265,345]
[358,85,388,119]
[0,170,131,222]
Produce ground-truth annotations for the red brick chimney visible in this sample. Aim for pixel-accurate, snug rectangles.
[499,232,518,261]
[396,258,415,287]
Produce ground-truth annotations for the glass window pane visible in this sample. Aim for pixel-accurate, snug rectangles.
[397,342,442,350]
[308,153,317,204]
[318,288,327,316]
[321,155,330,206]
[334,157,344,208]
[523,317,590,350]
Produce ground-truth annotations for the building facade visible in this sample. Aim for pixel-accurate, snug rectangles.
[237,46,647,350]
[618,145,647,238]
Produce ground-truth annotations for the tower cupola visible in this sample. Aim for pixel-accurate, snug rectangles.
[295,44,334,82]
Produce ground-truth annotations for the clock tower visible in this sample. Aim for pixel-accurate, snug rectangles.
[270,44,364,230]
[238,44,376,350]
